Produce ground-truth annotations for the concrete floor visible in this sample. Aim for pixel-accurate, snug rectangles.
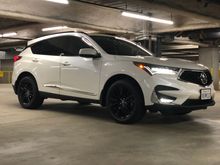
[0,84,220,165]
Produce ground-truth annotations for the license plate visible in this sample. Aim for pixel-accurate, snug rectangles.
[200,89,211,100]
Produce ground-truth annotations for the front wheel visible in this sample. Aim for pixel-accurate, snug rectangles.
[106,79,146,124]
[17,76,44,109]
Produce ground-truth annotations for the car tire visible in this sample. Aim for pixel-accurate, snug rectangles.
[106,79,146,124]
[17,76,44,109]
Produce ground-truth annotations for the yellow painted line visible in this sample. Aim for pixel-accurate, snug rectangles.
[0,71,13,83]
[210,68,220,77]
[0,71,4,78]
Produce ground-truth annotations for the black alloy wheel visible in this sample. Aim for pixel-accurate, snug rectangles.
[106,79,145,124]
[17,76,44,109]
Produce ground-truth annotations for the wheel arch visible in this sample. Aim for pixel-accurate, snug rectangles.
[14,72,37,94]
[100,74,145,106]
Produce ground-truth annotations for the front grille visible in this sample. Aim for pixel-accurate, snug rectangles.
[178,69,212,86]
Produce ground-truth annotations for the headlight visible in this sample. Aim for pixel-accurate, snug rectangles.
[133,62,180,75]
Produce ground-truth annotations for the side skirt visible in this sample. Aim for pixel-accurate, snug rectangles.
[39,91,100,104]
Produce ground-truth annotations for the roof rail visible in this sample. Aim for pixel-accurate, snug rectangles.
[36,30,88,38]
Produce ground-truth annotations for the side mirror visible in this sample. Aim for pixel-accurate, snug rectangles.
[79,48,100,58]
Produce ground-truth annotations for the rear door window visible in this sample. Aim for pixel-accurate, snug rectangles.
[31,36,91,56]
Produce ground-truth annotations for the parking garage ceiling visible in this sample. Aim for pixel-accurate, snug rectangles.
[0,0,220,57]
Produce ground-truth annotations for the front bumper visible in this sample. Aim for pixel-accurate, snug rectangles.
[149,73,215,102]
[149,98,215,111]
[143,72,216,112]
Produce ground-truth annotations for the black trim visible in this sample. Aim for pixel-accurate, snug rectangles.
[154,85,179,101]
[155,85,179,91]
[79,53,101,59]
[156,93,176,101]
[149,99,215,111]
[39,91,100,104]
[178,69,212,87]
[182,98,214,107]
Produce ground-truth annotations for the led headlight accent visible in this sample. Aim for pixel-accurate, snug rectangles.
[150,67,178,75]
[151,87,177,105]
[159,98,175,104]
[134,62,180,75]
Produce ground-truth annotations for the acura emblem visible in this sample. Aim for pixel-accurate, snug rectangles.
[200,72,208,85]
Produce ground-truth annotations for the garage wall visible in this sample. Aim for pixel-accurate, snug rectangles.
[0,59,13,83]
[0,50,17,83]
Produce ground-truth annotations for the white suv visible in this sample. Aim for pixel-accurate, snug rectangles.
[12,32,215,123]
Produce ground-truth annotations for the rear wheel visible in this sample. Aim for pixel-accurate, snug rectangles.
[17,76,44,109]
[106,79,145,124]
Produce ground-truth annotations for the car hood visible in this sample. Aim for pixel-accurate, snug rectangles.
[115,56,207,70]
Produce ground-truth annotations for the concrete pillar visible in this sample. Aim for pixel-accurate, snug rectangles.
[148,19,152,52]
[143,14,153,52]
[143,21,148,49]
[154,37,161,57]
[199,47,219,90]
[148,35,152,52]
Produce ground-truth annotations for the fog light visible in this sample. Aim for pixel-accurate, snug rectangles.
[151,90,176,105]
[159,98,174,104]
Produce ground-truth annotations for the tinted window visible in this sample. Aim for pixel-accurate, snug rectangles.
[91,36,151,56]
[31,36,91,56]
[91,37,117,55]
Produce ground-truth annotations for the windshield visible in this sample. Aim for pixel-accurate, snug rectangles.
[90,36,152,56]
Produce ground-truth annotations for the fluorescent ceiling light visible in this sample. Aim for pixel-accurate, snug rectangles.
[0,32,17,37]
[122,11,174,25]
[46,0,69,4]
[42,26,68,32]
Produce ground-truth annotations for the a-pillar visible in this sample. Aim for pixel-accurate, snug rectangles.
[199,46,219,90]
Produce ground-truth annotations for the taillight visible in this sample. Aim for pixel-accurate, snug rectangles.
[13,55,22,62]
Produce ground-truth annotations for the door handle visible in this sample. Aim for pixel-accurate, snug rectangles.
[62,62,71,66]
[32,58,39,62]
